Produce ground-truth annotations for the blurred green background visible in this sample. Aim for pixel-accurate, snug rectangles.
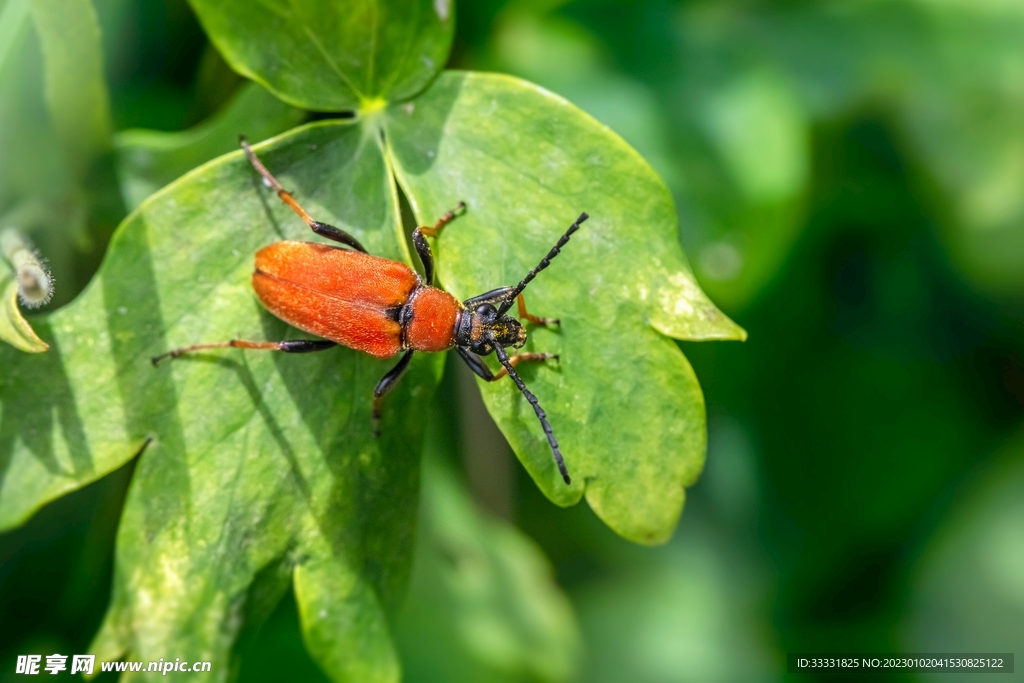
[1,0,1022,681]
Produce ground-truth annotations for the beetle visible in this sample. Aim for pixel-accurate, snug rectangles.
[152,138,587,484]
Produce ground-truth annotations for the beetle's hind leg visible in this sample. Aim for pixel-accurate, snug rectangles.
[412,201,466,286]
[240,137,368,253]
[151,338,336,366]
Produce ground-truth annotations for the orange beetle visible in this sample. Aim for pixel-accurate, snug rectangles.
[153,139,587,484]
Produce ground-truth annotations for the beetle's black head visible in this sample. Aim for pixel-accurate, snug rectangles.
[460,302,526,355]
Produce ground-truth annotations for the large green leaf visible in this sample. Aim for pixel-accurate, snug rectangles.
[385,72,745,545]
[1,120,439,682]
[115,83,306,211]
[189,0,454,113]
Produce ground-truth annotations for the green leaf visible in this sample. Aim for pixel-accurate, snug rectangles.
[0,0,29,73]
[0,0,74,211]
[396,451,581,683]
[26,0,112,176]
[385,71,745,545]
[115,83,306,210]
[679,67,809,310]
[894,5,1024,297]
[189,0,454,113]
[575,535,777,683]
[903,434,1024,654]
[1,120,439,682]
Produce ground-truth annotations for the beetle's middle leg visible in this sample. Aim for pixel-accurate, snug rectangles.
[456,346,557,382]
[373,350,414,436]
[152,339,336,366]
[240,137,368,253]
[412,201,466,286]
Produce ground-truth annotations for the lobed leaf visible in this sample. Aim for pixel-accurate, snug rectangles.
[385,72,745,545]
[1,121,439,682]
[189,0,454,113]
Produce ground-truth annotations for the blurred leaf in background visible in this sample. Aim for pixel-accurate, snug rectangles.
[571,415,778,683]
[394,436,580,683]
[189,0,455,111]
[903,433,1024,666]
[27,0,112,176]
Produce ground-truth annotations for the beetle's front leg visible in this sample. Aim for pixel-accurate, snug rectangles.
[413,201,466,286]
[463,287,514,309]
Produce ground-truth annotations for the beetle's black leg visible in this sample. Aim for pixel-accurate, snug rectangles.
[372,350,414,436]
[240,137,368,253]
[457,346,494,378]
[463,287,514,309]
[516,293,559,326]
[412,201,466,285]
[152,339,336,366]
[456,346,557,382]
[495,212,588,316]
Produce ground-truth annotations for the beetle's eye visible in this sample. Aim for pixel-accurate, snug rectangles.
[475,303,497,317]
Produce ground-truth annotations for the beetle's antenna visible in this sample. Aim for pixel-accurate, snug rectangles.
[496,212,588,317]
[493,344,571,484]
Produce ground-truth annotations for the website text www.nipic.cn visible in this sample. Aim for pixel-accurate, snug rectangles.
[15,654,211,675]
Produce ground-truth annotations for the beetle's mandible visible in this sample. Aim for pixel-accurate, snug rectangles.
[153,138,587,484]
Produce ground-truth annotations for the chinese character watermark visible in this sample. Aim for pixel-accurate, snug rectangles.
[71,655,95,675]
[15,655,40,675]
[44,655,66,675]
